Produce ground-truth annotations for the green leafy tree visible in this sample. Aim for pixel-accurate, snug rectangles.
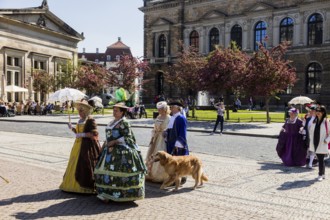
[54,60,77,90]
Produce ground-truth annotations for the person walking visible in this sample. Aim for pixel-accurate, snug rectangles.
[308,105,330,181]
[60,100,101,194]
[145,101,170,183]
[94,102,147,202]
[210,102,225,135]
[303,104,317,168]
[276,107,306,166]
[165,100,189,185]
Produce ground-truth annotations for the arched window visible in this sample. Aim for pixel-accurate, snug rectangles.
[209,28,219,52]
[280,17,294,44]
[189,30,199,52]
[231,25,242,49]
[254,21,267,51]
[159,34,166,58]
[308,13,323,45]
[306,62,322,94]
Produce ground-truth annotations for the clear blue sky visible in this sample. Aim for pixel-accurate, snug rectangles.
[1,0,144,57]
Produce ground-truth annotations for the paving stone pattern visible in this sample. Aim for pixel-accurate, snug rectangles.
[1,132,330,219]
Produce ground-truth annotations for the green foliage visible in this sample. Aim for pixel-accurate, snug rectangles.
[54,60,77,90]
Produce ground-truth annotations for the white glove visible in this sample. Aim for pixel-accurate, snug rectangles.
[68,123,72,130]
[75,133,86,138]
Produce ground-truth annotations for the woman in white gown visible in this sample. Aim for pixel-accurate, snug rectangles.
[145,101,170,183]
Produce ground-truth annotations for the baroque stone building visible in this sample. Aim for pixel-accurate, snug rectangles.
[0,0,83,102]
[140,0,330,106]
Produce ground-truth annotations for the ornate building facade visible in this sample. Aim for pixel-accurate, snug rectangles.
[140,0,330,106]
[0,0,83,102]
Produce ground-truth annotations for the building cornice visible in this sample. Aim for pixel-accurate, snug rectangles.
[0,15,83,42]
[139,1,180,12]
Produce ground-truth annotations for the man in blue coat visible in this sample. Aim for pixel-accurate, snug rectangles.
[166,100,189,156]
[165,100,189,185]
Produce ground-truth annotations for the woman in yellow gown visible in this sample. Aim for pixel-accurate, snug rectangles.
[145,101,170,183]
[60,100,101,193]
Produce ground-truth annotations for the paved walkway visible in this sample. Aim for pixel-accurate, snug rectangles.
[1,131,330,219]
[0,114,283,138]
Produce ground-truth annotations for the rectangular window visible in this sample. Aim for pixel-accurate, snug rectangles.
[7,92,11,102]
[7,56,12,66]
[40,61,44,70]
[14,58,19,66]
[15,93,19,102]
[6,71,11,85]
[15,72,19,86]
[34,61,38,69]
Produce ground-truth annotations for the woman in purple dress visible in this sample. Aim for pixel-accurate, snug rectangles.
[276,108,307,166]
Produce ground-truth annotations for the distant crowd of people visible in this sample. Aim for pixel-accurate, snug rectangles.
[0,100,75,117]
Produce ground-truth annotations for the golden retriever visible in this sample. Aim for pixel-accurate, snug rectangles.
[153,151,208,191]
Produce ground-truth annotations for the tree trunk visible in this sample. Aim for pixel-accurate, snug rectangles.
[191,96,196,118]
[265,97,271,123]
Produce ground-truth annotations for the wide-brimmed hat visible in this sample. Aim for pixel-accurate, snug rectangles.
[168,100,184,107]
[156,101,168,109]
[74,100,93,114]
[305,104,317,111]
[113,102,129,109]
[288,107,299,114]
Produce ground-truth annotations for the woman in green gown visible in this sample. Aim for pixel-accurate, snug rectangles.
[94,102,147,202]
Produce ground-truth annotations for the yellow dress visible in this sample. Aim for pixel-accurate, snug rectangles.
[59,123,95,194]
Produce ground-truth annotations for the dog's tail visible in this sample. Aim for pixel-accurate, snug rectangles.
[201,173,208,182]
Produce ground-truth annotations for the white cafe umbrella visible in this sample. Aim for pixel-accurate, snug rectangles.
[5,85,28,92]
[48,88,87,123]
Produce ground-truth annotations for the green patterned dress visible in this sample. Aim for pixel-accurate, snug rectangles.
[94,117,147,202]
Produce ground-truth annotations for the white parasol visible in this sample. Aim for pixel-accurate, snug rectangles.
[89,96,103,108]
[48,88,87,122]
[288,96,313,113]
[288,96,313,105]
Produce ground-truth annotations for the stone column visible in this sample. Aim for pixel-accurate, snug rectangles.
[293,14,304,46]
[198,27,205,54]
[242,22,248,50]
[273,17,280,46]
[1,74,5,101]
[325,11,330,44]
[224,24,231,48]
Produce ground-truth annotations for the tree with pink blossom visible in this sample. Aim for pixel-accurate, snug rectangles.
[244,41,297,123]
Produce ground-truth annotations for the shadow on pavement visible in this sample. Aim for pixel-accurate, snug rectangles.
[13,197,138,219]
[277,179,317,190]
[0,189,79,206]
[145,182,194,198]
[4,189,138,219]
[258,162,313,174]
